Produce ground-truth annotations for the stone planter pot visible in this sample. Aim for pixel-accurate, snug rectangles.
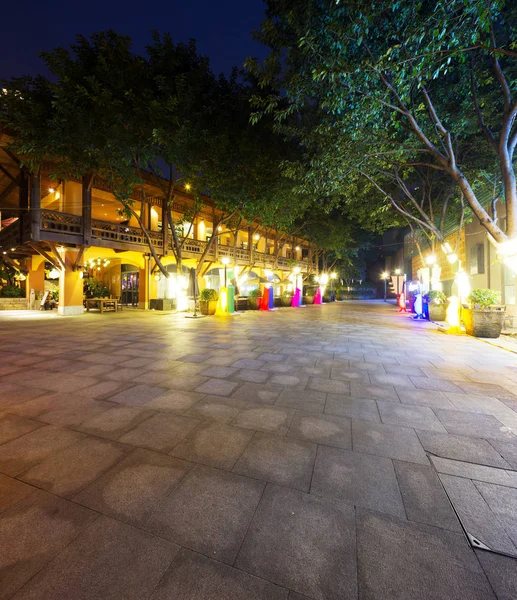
[429,303,447,322]
[281,296,293,307]
[462,307,506,338]
[200,300,217,315]
[303,295,314,305]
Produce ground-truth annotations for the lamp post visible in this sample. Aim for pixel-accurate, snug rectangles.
[381,271,389,302]
[222,256,230,287]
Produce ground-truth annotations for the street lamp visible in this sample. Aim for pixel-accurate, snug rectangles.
[222,256,230,287]
[381,271,389,302]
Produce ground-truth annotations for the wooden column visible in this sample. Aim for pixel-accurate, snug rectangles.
[162,200,168,256]
[19,168,29,243]
[82,173,93,247]
[29,172,41,242]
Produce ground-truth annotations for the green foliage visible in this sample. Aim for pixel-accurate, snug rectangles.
[248,288,262,299]
[200,288,219,302]
[425,290,448,305]
[467,288,501,308]
[282,288,294,297]
[84,277,110,298]
[0,285,24,298]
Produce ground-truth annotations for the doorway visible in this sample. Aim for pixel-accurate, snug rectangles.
[121,269,139,306]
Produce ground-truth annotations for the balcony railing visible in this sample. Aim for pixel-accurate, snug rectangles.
[2,209,314,271]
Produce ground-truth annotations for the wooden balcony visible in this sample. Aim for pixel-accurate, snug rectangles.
[0,209,314,272]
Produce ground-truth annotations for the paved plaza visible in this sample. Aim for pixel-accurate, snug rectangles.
[0,300,517,599]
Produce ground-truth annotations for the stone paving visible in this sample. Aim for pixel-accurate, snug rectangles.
[0,300,516,599]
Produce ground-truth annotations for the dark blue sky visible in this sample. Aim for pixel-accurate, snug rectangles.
[1,0,269,79]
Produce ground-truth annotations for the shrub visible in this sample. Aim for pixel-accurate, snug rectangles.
[282,289,294,297]
[467,288,501,308]
[200,288,219,302]
[0,285,24,298]
[425,290,447,305]
[248,288,262,299]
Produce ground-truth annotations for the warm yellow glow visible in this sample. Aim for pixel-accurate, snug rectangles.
[217,225,223,232]
[442,242,453,255]
[381,271,389,279]
[455,269,470,302]
[295,246,300,251]
[49,187,55,194]
[446,296,460,328]
[319,273,329,285]
[215,287,228,316]
[395,268,401,275]
[330,272,337,279]
[254,234,260,241]
[222,256,230,265]
[426,255,437,265]
[293,266,301,275]
[447,253,458,264]
[185,183,191,191]
[264,269,272,278]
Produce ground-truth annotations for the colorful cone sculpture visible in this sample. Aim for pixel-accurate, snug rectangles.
[215,286,228,316]
[268,286,274,309]
[227,285,235,314]
[260,287,270,311]
[398,292,408,313]
[292,288,301,307]
[314,287,322,305]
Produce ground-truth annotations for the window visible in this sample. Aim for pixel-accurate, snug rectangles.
[470,243,485,275]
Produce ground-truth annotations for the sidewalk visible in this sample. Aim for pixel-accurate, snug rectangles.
[0,300,515,599]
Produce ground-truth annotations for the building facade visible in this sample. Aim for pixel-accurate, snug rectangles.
[0,136,315,314]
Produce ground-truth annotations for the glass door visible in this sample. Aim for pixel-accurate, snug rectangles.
[121,272,139,306]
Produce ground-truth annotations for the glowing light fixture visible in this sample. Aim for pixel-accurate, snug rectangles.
[426,255,437,265]
[381,271,389,279]
[254,234,260,241]
[319,273,329,285]
[395,268,401,275]
[447,253,458,264]
[221,256,230,265]
[295,246,300,251]
[331,272,337,279]
[49,187,55,194]
[185,183,191,191]
[48,268,60,280]
[292,266,301,275]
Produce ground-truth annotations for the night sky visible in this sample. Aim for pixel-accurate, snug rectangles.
[1,0,268,79]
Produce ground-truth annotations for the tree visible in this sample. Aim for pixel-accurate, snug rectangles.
[248,0,517,252]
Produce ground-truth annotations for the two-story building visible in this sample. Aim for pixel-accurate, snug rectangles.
[0,135,315,314]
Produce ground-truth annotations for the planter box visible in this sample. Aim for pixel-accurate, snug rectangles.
[462,307,506,338]
[303,296,314,305]
[150,299,175,311]
[281,296,293,307]
[429,304,447,322]
[0,298,28,310]
[248,298,259,310]
[200,300,217,315]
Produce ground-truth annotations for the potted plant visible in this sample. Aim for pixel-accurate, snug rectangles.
[425,290,448,322]
[463,289,505,338]
[281,289,293,307]
[247,288,262,310]
[335,288,345,301]
[199,288,219,315]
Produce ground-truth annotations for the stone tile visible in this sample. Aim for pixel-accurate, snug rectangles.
[393,460,460,531]
[76,379,135,400]
[475,550,517,600]
[184,395,247,423]
[377,402,447,433]
[325,395,380,422]
[431,456,517,487]
[232,382,282,405]
[19,436,131,498]
[350,383,399,402]
[170,422,254,470]
[0,490,97,600]
[107,384,168,407]
[0,425,85,477]
[0,474,35,514]
[275,388,326,412]
[8,393,112,428]
[233,404,295,434]
[418,431,511,468]
[352,419,429,465]
[396,388,456,410]
[151,548,288,600]
[307,377,350,395]
[194,378,240,397]
[329,368,370,384]
[410,376,463,393]
[270,373,309,388]
[143,389,206,412]
[0,383,46,409]
[161,373,209,391]
[178,353,212,363]
[145,465,264,564]
[74,448,193,527]
[460,381,517,401]
[370,373,415,388]
[288,412,351,449]
[76,406,154,440]
[235,484,357,600]
[474,481,517,546]
[488,439,517,469]
[233,368,270,383]
[233,432,316,492]
[13,370,95,393]
[258,353,287,362]
[119,413,201,452]
[435,409,517,441]
[260,362,296,373]
[231,358,267,370]
[357,509,495,600]
[439,474,517,554]
[199,365,239,378]
[311,446,405,518]
[12,516,179,600]
[0,414,43,445]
